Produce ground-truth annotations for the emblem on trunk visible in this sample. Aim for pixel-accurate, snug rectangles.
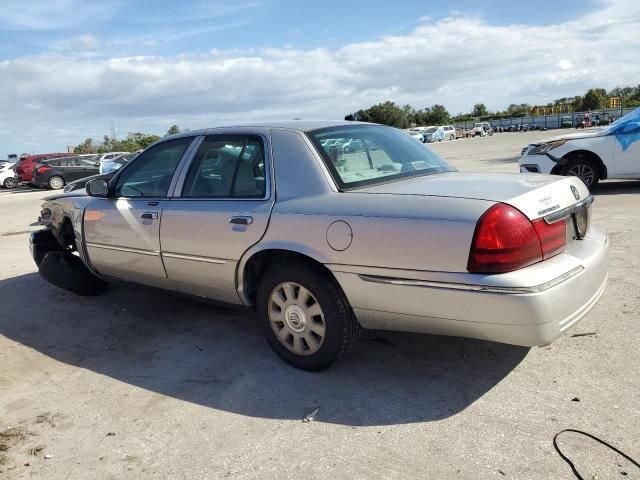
[571,185,580,200]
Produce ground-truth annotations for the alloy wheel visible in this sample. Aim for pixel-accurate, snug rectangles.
[567,163,595,187]
[49,177,64,189]
[4,177,18,189]
[268,282,326,356]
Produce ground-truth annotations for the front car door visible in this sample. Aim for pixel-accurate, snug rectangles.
[159,132,274,304]
[84,136,198,288]
[610,118,640,176]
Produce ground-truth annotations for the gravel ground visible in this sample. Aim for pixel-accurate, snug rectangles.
[1,132,639,479]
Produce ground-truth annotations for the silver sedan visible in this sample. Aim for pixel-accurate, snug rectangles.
[32,121,608,371]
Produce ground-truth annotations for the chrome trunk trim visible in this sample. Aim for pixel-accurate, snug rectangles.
[544,195,594,224]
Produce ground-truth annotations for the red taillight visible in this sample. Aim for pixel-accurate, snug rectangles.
[35,166,51,175]
[533,217,566,259]
[468,203,566,273]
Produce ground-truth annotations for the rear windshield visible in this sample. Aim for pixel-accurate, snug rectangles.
[307,125,455,189]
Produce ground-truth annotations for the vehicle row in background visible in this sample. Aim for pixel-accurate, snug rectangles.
[0,151,138,189]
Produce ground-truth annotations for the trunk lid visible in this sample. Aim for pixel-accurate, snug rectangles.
[355,172,590,220]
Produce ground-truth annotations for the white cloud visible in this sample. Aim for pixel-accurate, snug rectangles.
[1,0,639,154]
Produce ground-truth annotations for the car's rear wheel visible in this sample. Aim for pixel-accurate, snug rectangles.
[48,176,64,189]
[449,134,455,141]
[562,157,599,189]
[257,262,360,371]
[3,177,18,189]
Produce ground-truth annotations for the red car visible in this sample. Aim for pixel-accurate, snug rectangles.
[15,153,71,183]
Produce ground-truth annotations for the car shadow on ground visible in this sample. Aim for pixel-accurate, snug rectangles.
[593,180,640,195]
[0,272,529,426]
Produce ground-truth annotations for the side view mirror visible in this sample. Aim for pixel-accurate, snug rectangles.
[86,178,109,197]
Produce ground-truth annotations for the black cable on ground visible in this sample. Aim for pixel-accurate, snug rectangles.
[553,428,640,480]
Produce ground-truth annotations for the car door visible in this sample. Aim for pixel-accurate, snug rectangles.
[160,133,274,304]
[60,157,84,182]
[611,123,640,176]
[84,136,198,288]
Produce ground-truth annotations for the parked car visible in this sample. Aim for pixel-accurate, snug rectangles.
[97,152,129,173]
[14,153,72,183]
[99,153,137,174]
[441,125,456,141]
[465,122,493,137]
[406,130,425,142]
[31,121,608,371]
[419,126,440,142]
[519,107,640,189]
[0,161,18,189]
[31,156,100,189]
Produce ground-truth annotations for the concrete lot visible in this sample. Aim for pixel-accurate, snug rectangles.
[1,132,639,479]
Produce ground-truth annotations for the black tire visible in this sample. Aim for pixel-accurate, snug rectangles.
[48,176,64,190]
[561,156,600,189]
[3,177,18,189]
[256,262,360,371]
[38,251,109,296]
[449,135,454,141]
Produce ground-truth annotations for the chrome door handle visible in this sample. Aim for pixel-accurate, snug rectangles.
[140,211,159,220]
[229,215,253,225]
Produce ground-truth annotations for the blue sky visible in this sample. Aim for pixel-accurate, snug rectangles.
[1,0,638,155]
[0,0,598,59]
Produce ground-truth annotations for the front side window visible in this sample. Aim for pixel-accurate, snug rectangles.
[181,135,266,198]
[79,158,98,167]
[308,125,455,189]
[113,137,194,197]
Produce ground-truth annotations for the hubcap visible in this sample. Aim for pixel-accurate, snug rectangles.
[567,164,595,187]
[268,282,326,356]
[50,177,63,189]
[5,177,17,188]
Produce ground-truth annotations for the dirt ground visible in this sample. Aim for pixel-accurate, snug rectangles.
[1,131,639,479]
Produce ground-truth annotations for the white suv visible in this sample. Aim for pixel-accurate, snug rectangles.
[519,107,640,189]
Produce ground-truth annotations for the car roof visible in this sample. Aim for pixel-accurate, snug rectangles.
[164,121,377,141]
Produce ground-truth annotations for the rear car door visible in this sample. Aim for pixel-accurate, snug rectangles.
[83,136,198,288]
[160,133,274,304]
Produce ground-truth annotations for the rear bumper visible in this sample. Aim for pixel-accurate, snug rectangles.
[331,226,609,347]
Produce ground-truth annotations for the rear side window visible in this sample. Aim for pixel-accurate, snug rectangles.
[181,135,266,198]
[114,137,194,197]
[308,125,455,189]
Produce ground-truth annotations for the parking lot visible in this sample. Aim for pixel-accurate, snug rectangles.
[1,131,639,479]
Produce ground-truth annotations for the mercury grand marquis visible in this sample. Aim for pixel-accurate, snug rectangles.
[31,121,609,371]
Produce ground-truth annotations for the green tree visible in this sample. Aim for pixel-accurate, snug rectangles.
[471,103,488,117]
[351,101,410,128]
[581,88,607,110]
[165,125,180,136]
[428,104,450,124]
[74,138,97,154]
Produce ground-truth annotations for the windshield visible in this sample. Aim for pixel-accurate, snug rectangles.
[424,127,437,133]
[307,125,455,189]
